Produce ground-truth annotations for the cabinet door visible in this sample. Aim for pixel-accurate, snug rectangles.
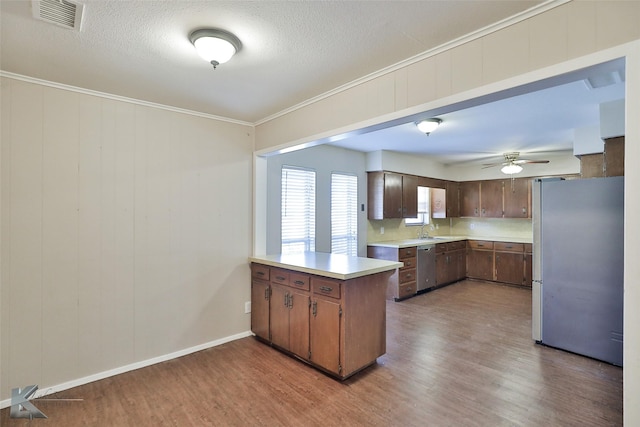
[435,252,448,285]
[446,181,459,218]
[310,298,341,375]
[270,284,290,349]
[384,173,403,218]
[251,279,270,341]
[402,174,418,218]
[495,252,525,285]
[503,178,530,218]
[524,252,533,287]
[480,180,503,218]
[467,249,494,281]
[459,181,480,217]
[455,250,467,281]
[288,289,310,358]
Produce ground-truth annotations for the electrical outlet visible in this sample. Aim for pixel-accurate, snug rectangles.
[244,301,251,314]
[380,226,384,234]
[470,223,475,229]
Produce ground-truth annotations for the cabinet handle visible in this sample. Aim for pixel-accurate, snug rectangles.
[264,287,269,300]
[276,275,286,281]
[284,293,290,308]
[477,244,484,247]
[293,280,305,286]
[505,245,513,249]
[474,208,478,215]
[482,208,486,215]
[289,294,293,308]
[319,286,333,293]
[405,261,412,267]
[256,271,265,276]
[522,207,527,215]
[312,301,317,317]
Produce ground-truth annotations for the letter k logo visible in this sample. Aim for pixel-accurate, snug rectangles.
[10,385,47,419]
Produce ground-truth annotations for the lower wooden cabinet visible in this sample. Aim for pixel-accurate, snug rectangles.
[250,263,389,379]
[467,240,494,281]
[367,245,417,300]
[435,241,467,286]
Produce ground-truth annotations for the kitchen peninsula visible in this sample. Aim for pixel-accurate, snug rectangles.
[249,252,402,379]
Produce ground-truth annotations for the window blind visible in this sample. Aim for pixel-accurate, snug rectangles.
[281,166,316,254]
[331,173,358,256]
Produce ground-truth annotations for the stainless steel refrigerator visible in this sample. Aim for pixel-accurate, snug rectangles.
[532,176,624,366]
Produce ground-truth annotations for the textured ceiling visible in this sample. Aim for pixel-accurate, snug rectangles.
[0,0,542,123]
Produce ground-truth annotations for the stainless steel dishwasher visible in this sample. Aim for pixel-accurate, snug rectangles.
[416,244,436,292]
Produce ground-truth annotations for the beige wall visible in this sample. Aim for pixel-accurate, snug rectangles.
[0,77,254,402]
[253,2,640,425]
[255,1,640,149]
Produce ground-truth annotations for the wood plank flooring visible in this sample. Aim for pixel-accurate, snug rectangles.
[1,280,622,426]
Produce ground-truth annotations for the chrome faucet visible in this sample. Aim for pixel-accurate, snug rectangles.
[419,223,430,239]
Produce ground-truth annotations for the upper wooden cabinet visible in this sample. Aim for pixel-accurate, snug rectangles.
[445,181,459,218]
[367,172,418,220]
[503,178,531,218]
[459,181,481,217]
[459,178,531,219]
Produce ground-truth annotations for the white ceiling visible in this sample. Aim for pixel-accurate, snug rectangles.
[1,0,542,122]
[0,1,626,166]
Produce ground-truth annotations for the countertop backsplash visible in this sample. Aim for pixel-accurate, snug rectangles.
[367,217,532,243]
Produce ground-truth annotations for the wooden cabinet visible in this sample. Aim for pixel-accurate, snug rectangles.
[367,245,416,300]
[503,178,531,218]
[367,172,418,220]
[251,264,271,341]
[310,277,342,374]
[494,242,525,285]
[459,181,480,217]
[480,180,503,218]
[269,269,310,357]
[445,181,460,218]
[250,262,390,379]
[430,187,446,219]
[435,241,466,286]
[459,178,532,219]
[466,240,494,281]
[524,243,533,288]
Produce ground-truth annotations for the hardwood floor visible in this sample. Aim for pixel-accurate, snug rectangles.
[1,280,622,426]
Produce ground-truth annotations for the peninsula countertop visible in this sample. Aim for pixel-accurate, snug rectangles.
[249,252,403,280]
[367,235,532,249]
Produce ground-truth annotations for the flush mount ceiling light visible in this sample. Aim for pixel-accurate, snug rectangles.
[189,28,242,69]
[416,118,441,135]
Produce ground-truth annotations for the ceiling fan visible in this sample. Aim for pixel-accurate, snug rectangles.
[482,152,549,174]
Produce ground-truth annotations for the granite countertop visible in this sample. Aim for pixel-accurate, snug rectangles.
[249,252,403,280]
[368,235,532,248]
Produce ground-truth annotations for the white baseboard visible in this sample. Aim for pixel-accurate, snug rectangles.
[1,330,254,409]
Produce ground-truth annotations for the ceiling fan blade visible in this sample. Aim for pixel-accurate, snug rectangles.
[514,159,550,164]
[481,163,501,169]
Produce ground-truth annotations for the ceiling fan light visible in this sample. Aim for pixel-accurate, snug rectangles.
[190,29,241,68]
[501,164,523,175]
[416,118,441,135]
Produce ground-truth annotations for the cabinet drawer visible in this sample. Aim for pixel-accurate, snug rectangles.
[401,256,417,270]
[399,268,416,284]
[289,272,310,291]
[399,246,416,259]
[252,263,270,281]
[447,241,466,251]
[494,242,524,252]
[468,240,494,250]
[398,282,417,298]
[312,278,342,299]
[271,268,290,286]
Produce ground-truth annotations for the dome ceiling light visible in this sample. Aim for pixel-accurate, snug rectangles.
[189,28,242,69]
[416,118,442,135]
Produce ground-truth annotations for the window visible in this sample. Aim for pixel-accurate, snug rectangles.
[331,173,358,256]
[405,186,430,225]
[281,166,316,254]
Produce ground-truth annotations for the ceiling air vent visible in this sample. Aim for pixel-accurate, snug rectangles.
[32,0,84,30]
